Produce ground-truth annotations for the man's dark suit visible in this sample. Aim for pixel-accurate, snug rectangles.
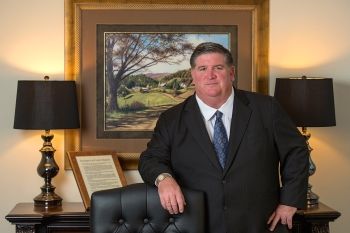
[139,89,309,233]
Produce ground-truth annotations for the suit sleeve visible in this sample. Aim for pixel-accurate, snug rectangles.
[272,97,309,209]
[138,112,174,186]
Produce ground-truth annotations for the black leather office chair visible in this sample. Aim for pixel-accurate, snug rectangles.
[90,183,206,233]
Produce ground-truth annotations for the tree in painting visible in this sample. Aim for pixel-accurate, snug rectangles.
[105,33,194,112]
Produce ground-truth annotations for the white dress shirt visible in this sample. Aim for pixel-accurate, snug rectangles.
[195,88,234,142]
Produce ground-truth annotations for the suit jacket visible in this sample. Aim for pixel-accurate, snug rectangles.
[139,89,309,233]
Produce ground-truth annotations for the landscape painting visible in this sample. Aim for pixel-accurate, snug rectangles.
[96,25,237,138]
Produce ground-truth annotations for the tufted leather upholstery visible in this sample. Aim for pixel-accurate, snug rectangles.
[90,183,206,233]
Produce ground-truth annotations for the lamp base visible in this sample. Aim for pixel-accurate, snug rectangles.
[302,127,319,208]
[34,184,62,207]
[34,130,62,208]
[307,183,319,208]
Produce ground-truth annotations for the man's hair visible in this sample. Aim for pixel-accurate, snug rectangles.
[190,42,234,68]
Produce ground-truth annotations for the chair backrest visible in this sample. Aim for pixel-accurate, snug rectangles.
[90,183,205,233]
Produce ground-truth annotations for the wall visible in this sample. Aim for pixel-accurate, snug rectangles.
[0,0,349,232]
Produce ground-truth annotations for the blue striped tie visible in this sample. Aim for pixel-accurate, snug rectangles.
[213,111,229,169]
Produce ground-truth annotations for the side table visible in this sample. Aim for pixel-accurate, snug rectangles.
[293,202,341,233]
[5,202,89,233]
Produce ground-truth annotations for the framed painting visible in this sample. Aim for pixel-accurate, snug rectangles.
[64,0,269,170]
[96,25,237,139]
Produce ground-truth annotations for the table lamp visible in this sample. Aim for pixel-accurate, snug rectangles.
[14,76,80,208]
[274,76,336,207]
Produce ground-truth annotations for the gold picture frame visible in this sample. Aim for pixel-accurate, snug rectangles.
[67,151,127,210]
[64,0,269,170]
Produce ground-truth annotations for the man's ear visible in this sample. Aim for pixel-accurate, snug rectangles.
[190,68,196,84]
[230,66,235,81]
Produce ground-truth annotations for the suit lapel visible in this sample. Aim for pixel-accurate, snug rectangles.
[223,90,252,175]
[184,96,222,171]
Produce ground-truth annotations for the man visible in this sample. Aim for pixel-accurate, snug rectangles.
[138,42,309,233]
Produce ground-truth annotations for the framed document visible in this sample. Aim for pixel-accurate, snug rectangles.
[67,151,127,210]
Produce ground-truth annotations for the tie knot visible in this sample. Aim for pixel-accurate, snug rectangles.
[215,111,223,119]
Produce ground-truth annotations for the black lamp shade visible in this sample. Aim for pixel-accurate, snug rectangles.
[14,80,80,130]
[274,77,336,127]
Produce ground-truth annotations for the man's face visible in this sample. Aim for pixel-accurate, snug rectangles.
[191,52,234,106]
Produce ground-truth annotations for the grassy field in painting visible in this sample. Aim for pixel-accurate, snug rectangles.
[106,89,194,130]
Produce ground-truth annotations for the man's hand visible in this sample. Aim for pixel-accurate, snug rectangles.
[267,204,297,231]
[157,177,186,214]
